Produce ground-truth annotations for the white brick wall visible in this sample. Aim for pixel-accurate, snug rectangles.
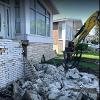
[0,39,24,88]
[27,43,56,63]
[0,40,56,88]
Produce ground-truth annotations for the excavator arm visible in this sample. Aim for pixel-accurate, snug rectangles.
[72,11,100,47]
[64,11,99,68]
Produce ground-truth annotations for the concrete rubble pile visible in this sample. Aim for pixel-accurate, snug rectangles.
[0,64,99,100]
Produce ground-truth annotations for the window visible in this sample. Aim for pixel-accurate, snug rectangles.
[0,14,1,31]
[47,11,50,18]
[36,0,46,36]
[30,0,35,9]
[36,13,46,36]
[30,9,36,34]
[58,22,62,39]
[15,0,21,33]
[30,0,36,34]
[46,11,50,36]
[30,0,51,37]
[36,1,45,15]
[66,25,73,41]
[46,17,50,36]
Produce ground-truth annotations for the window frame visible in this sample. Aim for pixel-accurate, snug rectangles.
[30,0,51,37]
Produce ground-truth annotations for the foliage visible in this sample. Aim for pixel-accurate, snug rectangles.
[76,43,88,51]
[91,25,99,44]
[91,39,98,44]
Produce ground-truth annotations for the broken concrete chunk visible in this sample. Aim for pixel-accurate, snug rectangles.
[45,64,58,75]
[58,65,65,72]
[81,75,92,84]
[66,68,81,79]
[22,81,33,90]
[48,88,60,100]
[63,80,80,90]
[0,64,99,100]
[58,90,77,100]
[22,90,41,100]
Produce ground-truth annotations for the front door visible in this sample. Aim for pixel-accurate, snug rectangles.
[0,5,10,38]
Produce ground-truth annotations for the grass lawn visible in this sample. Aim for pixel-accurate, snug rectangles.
[47,52,99,65]
[82,52,99,60]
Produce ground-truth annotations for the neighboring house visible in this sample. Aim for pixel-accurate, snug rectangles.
[0,0,58,88]
[0,0,58,62]
[53,18,82,53]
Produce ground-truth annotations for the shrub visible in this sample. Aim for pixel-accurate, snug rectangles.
[76,43,88,51]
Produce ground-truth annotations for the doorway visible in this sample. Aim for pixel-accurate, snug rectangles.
[0,4,11,39]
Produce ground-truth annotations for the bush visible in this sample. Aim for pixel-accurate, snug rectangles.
[76,43,88,51]
[87,46,99,54]
[87,46,95,52]
[91,40,98,45]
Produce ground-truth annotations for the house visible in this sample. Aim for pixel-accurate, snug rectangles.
[0,0,59,62]
[53,18,83,53]
[0,0,58,88]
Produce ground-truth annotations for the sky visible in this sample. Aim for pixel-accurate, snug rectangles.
[52,0,99,23]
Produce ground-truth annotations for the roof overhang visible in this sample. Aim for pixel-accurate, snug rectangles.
[44,0,59,15]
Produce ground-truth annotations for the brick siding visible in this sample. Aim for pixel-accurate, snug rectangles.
[0,40,56,88]
[0,39,24,88]
[27,43,56,64]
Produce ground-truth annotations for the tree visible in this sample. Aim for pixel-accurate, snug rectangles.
[91,25,99,44]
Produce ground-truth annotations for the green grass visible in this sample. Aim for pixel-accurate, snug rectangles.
[56,52,99,60]
[79,61,99,70]
[45,52,99,70]
[82,52,99,60]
